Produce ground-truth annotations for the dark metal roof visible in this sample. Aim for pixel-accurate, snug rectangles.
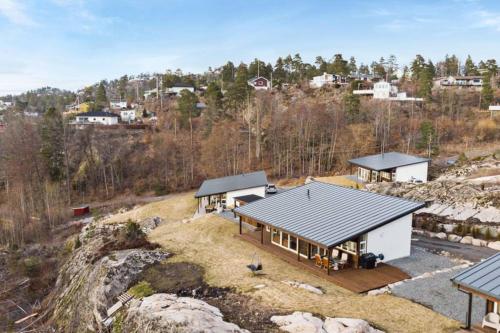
[234,194,264,204]
[451,253,500,300]
[349,152,430,171]
[195,171,268,198]
[234,181,424,248]
[76,110,119,118]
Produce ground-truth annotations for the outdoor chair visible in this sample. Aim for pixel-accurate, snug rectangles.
[322,256,329,270]
[314,254,322,268]
[482,312,500,333]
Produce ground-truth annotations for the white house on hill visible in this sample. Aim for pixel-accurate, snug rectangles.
[167,83,195,95]
[353,81,423,102]
[349,152,430,183]
[120,110,136,122]
[75,111,119,125]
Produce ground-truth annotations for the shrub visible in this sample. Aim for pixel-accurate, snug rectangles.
[153,183,168,196]
[128,281,155,298]
[125,220,144,241]
[484,228,493,241]
[23,257,41,277]
[74,236,82,249]
[453,224,463,235]
[472,227,482,239]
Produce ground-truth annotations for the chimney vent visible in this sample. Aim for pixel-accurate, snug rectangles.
[307,189,310,198]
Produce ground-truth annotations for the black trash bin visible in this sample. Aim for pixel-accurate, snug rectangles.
[360,253,377,269]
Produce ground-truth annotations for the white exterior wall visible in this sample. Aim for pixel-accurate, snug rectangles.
[366,214,412,262]
[395,162,428,183]
[120,110,136,122]
[170,87,195,95]
[226,186,266,208]
[76,116,118,125]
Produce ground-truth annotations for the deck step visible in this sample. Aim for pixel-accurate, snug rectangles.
[117,292,133,304]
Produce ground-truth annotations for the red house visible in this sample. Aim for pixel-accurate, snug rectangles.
[247,77,271,90]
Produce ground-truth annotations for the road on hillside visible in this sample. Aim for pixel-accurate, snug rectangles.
[412,235,497,262]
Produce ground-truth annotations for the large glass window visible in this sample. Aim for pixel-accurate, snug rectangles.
[289,236,297,251]
[281,232,289,248]
[272,228,280,243]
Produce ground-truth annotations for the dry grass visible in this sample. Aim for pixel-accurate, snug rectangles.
[148,213,459,333]
[103,191,197,224]
[313,175,364,189]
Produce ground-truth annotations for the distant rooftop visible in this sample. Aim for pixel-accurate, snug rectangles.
[451,252,500,300]
[76,110,119,118]
[349,152,430,171]
[195,171,268,198]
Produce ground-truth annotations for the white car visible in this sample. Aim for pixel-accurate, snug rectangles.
[266,184,277,194]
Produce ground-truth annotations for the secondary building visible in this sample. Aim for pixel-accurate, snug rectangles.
[120,109,136,123]
[451,252,500,331]
[349,152,430,183]
[74,110,119,125]
[195,171,268,213]
[234,181,424,273]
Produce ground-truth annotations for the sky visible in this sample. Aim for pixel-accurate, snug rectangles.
[0,0,499,95]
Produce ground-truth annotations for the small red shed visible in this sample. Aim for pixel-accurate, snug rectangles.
[72,205,90,217]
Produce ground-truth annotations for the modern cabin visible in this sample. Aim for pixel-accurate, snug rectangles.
[74,110,119,125]
[451,252,500,331]
[195,171,268,213]
[349,152,430,183]
[234,181,424,277]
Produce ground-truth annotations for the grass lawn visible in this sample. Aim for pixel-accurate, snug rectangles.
[105,192,459,333]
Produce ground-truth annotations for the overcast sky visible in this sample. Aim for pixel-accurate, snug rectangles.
[0,0,499,94]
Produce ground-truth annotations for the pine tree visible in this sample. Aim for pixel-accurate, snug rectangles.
[463,55,478,76]
[95,81,108,109]
[40,107,65,181]
[481,73,494,109]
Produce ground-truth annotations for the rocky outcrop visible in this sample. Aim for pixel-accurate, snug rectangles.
[365,157,500,224]
[49,223,169,332]
[487,241,500,251]
[123,293,249,332]
[447,234,462,242]
[270,312,384,333]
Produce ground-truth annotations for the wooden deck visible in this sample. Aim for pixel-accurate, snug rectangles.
[239,232,410,293]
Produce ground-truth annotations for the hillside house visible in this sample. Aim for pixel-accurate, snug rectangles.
[167,83,195,96]
[195,171,268,213]
[309,73,347,88]
[144,88,159,99]
[349,152,430,183]
[120,109,136,122]
[234,181,424,281]
[247,77,271,90]
[434,75,483,89]
[451,252,500,331]
[75,110,119,125]
[110,101,128,109]
[353,81,423,102]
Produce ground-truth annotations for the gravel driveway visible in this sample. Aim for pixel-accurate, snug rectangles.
[388,243,491,325]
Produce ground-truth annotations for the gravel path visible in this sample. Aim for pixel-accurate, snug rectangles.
[388,241,494,326]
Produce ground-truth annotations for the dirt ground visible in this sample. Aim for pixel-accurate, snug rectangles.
[116,193,459,333]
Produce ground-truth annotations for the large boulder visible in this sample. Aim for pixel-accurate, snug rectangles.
[487,241,500,251]
[434,232,447,240]
[124,294,249,332]
[460,236,473,245]
[334,318,384,333]
[323,318,345,333]
[271,312,325,333]
[472,238,488,247]
[447,234,462,243]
